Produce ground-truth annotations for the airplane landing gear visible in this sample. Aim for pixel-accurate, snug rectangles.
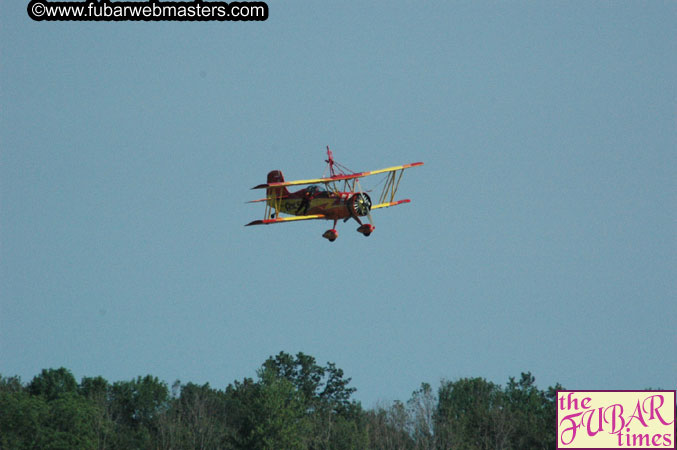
[322,229,338,242]
[357,224,375,236]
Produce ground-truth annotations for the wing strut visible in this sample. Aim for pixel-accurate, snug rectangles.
[378,169,406,204]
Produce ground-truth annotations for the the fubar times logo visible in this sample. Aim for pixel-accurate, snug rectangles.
[557,390,676,449]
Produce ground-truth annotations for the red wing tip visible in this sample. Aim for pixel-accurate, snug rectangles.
[387,199,411,206]
[389,199,411,207]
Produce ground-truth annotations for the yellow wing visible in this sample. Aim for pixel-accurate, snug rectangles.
[371,199,411,210]
[245,214,326,226]
[251,162,423,189]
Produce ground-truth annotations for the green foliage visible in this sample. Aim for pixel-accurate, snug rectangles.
[165,381,230,449]
[365,401,415,450]
[262,351,357,415]
[0,383,98,450]
[0,388,48,449]
[436,377,507,449]
[0,375,23,393]
[42,393,98,450]
[79,376,109,400]
[27,368,78,401]
[109,375,169,428]
[225,352,366,449]
[107,375,169,449]
[435,373,559,450]
[407,382,436,450]
[0,356,561,450]
[251,367,307,449]
[503,372,552,450]
[78,376,114,449]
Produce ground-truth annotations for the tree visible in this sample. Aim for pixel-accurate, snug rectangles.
[365,401,414,450]
[1,378,99,450]
[1,360,564,449]
[260,351,366,449]
[326,408,368,450]
[320,362,357,414]
[0,388,48,449]
[224,370,306,450]
[263,352,324,405]
[0,375,23,393]
[171,382,229,449]
[79,376,113,450]
[407,383,436,450]
[503,377,561,450]
[262,352,358,414]
[27,368,78,401]
[41,393,97,450]
[224,376,260,448]
[435,377,512,450]
[251,366,307,449]
[222,352,367,449]
[108,375,169,448]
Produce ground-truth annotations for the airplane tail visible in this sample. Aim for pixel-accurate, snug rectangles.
[266,170,290,197]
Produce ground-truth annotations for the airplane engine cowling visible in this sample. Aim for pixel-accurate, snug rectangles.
[348,193,372,217]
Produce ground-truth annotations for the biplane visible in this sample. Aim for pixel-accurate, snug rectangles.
[246,147,423,241]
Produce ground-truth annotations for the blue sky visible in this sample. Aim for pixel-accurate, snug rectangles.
[1,1,675,406]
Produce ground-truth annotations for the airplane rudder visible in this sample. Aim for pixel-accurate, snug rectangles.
[266,170,289,196]
[267,170,284,183]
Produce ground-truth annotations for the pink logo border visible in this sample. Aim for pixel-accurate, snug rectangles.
[556,389,677,450]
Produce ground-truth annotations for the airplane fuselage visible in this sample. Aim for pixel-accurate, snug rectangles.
[271,189,356,220]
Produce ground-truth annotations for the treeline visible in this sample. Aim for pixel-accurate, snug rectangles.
[0,351,561,449]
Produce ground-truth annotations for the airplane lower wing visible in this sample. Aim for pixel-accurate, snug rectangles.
[370,199,411,210]
[245,214,326,226]
[246,201,410,226]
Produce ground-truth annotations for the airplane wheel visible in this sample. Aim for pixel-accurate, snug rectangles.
[322,229,338,242]
[357,224,374,237]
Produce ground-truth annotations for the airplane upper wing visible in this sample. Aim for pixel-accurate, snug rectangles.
[245,214,326,226]
[246,196,288,203]
[370,199,411,210]
[251,162,423,189]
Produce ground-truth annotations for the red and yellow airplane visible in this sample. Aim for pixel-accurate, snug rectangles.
[246,147,423,241]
